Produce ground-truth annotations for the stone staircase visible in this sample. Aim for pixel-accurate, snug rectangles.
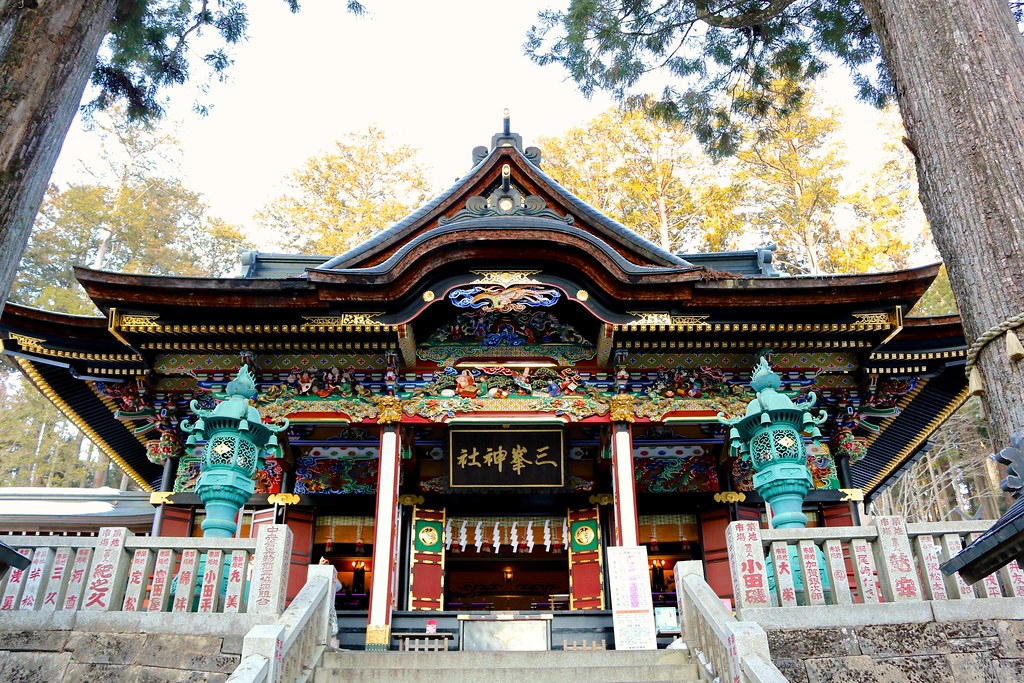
[312,649,699,683]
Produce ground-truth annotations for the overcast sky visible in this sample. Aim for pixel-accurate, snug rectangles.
[52,1,889,252]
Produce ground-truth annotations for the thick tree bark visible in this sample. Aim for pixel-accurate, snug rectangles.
[0,0,116,316]
[861,0,1024,450]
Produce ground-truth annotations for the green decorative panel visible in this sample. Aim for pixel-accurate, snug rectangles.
[415,520,443,552]
[749,426,804,465]
[570,519,599,552]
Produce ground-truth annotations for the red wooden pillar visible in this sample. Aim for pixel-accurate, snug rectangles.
[610,422,639,546]
[366,423,402,650]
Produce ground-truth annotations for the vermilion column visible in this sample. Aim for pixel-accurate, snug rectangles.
[366,419,402,650]
[610,419,639,547]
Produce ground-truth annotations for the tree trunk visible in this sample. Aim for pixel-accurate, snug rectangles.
[656,191,671,250]
[0,1,116,316]
[861,0,1024,450]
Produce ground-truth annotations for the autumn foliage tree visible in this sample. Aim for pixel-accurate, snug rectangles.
[13,109,250,314]
[539,106,746,253]
[256,128,433,255]
[540,92,918,272]
[0,1,363,318]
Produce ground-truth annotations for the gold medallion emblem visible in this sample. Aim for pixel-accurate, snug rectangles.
[573,525,595,546]
[418,525,439,547]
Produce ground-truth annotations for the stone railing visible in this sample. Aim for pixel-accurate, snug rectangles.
[725,516,1024,629]
[228,564,336,683]
[675,560,788,683]
[0,524,293,624]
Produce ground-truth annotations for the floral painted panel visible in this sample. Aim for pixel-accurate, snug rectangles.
[294,457,378,494]
[634,455,720,493]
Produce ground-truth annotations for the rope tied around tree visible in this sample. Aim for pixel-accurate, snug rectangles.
[963,311,1024,396]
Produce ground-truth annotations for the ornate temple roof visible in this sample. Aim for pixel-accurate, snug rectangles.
[0,116,968,494]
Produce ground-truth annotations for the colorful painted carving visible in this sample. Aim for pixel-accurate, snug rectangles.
[418,309,595,365]
[402,394,609,422]
[634,456,720,493]
[294,457,379,494]
[731,447,839,492]
[833,427,868,463]
[449,284,561,313]
[254,458,284,494]
[145,431,184,464]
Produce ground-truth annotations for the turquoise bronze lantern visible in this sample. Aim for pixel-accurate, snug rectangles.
[181,365,289,538]
[719,356,828,528]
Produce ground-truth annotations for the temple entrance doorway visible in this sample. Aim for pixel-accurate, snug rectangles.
[444,553,570,611]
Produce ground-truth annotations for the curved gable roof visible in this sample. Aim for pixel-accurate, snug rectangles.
[315,141,695,273]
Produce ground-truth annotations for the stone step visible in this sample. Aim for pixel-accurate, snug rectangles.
[320,648,691,669]
[313,665,699,683]
[314,649,700,683]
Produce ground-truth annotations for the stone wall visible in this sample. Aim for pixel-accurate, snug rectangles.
[0,630,241,683]
[767,619,1024,682]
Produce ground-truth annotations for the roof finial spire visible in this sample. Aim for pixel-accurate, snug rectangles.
[471,109,542,168]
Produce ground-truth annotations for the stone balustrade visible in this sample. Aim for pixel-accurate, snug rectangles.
[0,525,329,681]
[0,524,291,619]
[725,516,1024,629]
[229,564,336,683]
[675,560,788,683]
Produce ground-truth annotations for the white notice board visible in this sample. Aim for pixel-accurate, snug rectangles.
[606,546,657,650]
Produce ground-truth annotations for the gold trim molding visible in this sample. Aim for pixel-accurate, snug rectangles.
[302,313,384,327]
[714,491,747,503]
[852,311,893,327]
[622,313,711,330]
[618,339,874,350]
[839,489,865,502]
[365,624,390,646]
[268,493,300,506]
[120,313,162,329]
[469,270,542,286]
[9,332,47,352]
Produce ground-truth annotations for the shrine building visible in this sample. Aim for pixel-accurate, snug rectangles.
[0,117,968,645]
